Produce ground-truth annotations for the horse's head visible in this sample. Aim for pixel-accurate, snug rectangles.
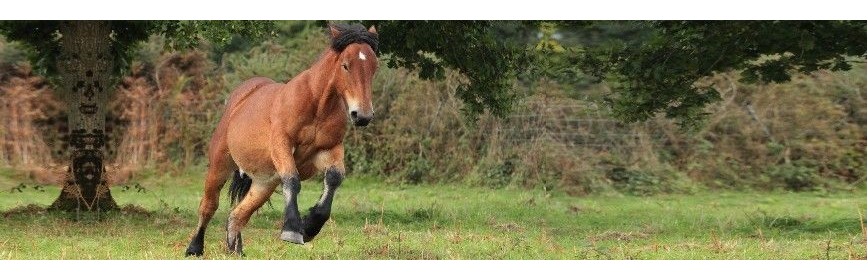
[330,24,379,127]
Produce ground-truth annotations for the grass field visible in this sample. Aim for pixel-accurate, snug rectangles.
[0,167,865,260]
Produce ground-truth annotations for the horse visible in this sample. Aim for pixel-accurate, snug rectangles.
[184,24,379,256]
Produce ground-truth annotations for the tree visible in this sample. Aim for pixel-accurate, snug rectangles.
[0,21,273,211]
[363,21,865,127]
[363,21,532,119]
[547,21,866,127]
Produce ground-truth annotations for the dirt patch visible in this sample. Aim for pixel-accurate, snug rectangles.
[493,223,524,232]
[119,204,153,217]
[2,204,47,217]
[587,230,651,242]
[153,214,187,227]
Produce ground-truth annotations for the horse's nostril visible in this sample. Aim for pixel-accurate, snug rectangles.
[350,111,358,119]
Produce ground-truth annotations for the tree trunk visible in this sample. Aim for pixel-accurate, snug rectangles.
[49,21,118,211]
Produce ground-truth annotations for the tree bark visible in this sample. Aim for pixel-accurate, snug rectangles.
[49,21,117,211]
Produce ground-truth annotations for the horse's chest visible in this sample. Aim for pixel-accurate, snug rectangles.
[294,125,342,161]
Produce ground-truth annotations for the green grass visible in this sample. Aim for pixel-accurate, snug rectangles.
[0,167,865,260]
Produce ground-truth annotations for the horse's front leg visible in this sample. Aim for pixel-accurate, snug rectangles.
[279,173,304,244]
[303,145,345,242]
[271,135,305,245]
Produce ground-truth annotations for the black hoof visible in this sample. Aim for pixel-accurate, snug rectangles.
[186,227,206,257]
[185,245,204,257]
[302,209,329,242]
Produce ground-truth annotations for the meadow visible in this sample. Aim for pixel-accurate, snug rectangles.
[1,167,864,260]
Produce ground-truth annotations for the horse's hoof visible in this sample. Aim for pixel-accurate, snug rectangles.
[280,231,305,245]
[228,251,245,257]
[185,244,204,257]
[185,249,203,257]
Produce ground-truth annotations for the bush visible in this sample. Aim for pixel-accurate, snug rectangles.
[768,160,825,192]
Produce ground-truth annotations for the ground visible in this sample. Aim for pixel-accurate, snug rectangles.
[0,167,865,259]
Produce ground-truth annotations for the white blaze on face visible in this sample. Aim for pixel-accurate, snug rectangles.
[358,51,366,61]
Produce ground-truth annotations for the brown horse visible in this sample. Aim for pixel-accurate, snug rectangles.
[185,24,379,256]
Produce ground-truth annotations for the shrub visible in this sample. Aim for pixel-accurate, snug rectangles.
[768,160,825,192]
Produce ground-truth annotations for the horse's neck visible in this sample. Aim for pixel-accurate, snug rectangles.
[303,56,345,118]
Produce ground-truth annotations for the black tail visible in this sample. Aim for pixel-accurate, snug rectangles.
[228,170,252,206]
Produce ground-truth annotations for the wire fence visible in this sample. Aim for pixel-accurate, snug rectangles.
[498,98,664,156]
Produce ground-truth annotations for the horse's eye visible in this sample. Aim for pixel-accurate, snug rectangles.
[342,63,349,71]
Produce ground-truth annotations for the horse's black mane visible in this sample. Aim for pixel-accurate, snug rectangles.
[330,23,379,54]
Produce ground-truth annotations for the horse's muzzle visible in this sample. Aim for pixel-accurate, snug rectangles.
[350,111,372,127]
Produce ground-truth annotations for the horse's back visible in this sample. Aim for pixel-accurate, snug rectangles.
[214,77,277,133]
[223,77,277,116]
[208,77,277,161]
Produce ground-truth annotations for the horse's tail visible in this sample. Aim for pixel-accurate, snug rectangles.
[228,170,252,206]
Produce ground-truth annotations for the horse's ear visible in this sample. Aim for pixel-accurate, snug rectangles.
[368,25,377,35]
[329,25,341,39]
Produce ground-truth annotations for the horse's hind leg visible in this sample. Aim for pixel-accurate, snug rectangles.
[226,180,275,255]
[185,154,234,257]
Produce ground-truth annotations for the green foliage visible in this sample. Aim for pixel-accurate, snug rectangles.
[5,21,863,126]
[209,21,320,64]
[0,37,27,65]
[0,20,275,84]
[403,156,431,184]
[363,20,533,120]
[572,21,866,127]
[154,21,276,51]
[481,155,517,188]
[218,22,323,87]
[354,20,865,127]
[0,21,62,79]
[607,167,662,196]
[605,166,699,196]
[768,160,826,192]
